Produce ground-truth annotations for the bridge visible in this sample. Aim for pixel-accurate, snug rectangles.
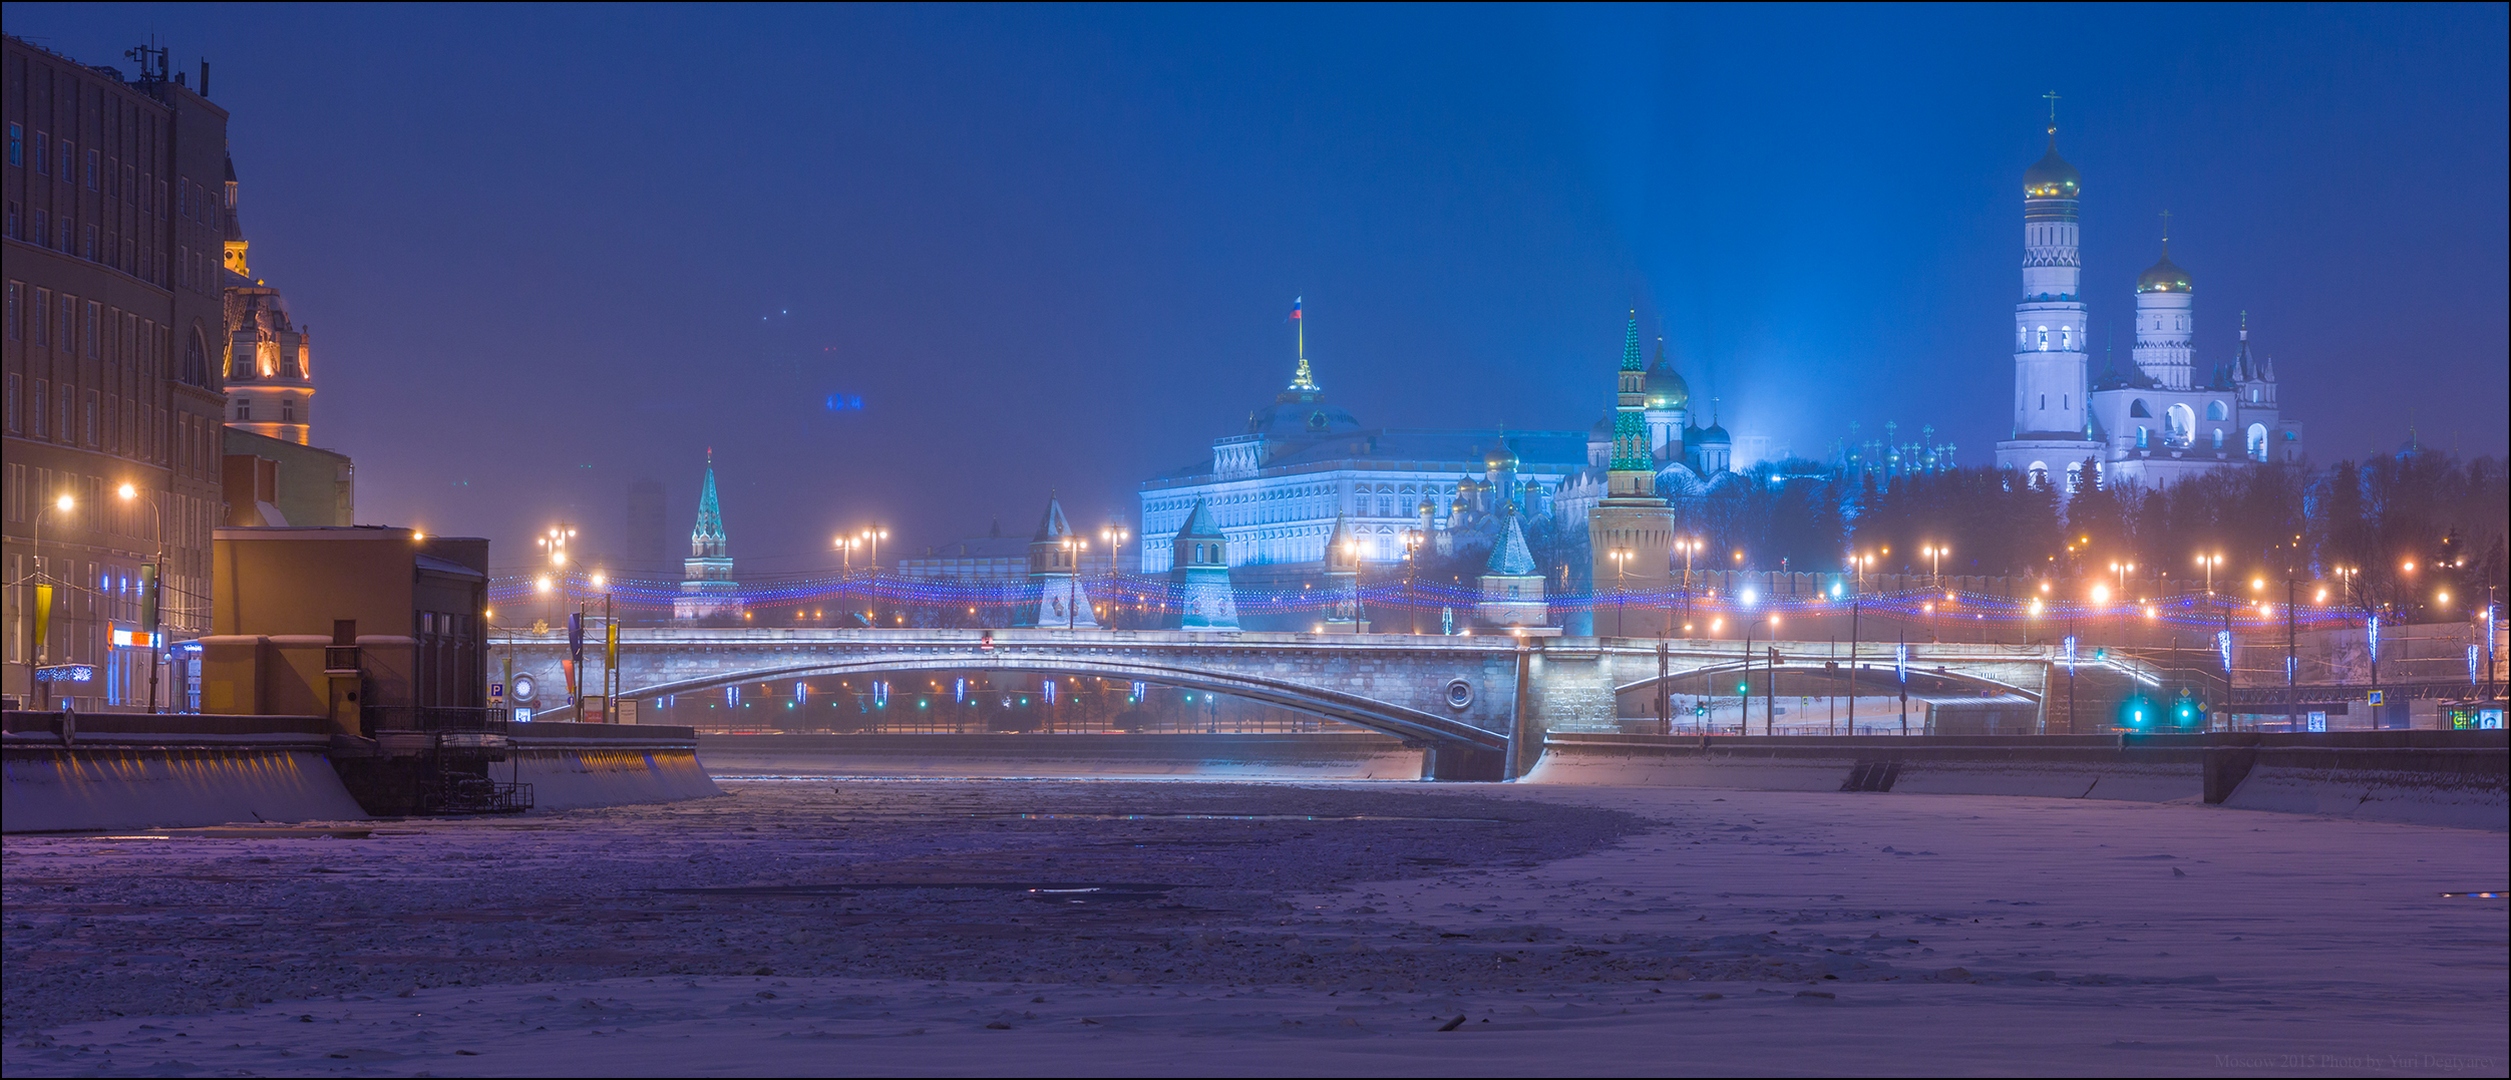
[493,629,2138,780]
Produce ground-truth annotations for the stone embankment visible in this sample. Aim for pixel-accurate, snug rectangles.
[1530,730,2509,829]
[2,712,719,832]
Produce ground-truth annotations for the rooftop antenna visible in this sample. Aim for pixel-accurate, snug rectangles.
[124,39,169,84]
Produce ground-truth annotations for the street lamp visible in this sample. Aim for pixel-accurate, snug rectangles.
[1922,543,1950,588]
[1608,547,1633,639]
[1400,529,1423,634]
[1059,536,1088,629]
[117,482,168,713]
[1100,525,1131,628]
[1676,537,1704,636]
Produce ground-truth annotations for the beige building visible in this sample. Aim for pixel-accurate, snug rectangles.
[4,36,233,710]
[202,527,488,733]
[222,425,352,528]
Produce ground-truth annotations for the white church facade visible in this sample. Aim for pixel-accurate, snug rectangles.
[1994,106,2304,490]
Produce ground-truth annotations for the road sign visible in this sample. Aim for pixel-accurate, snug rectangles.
[2367,689,2385,706]
[488,681,506,703]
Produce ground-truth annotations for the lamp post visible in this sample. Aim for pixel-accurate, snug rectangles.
[1677,537,1703,636]
[1400,529,1424,635]
[1060,536,1087,629]
[1609,547,1632,639]
[1100,525,1131,629]
[25,492,76,707]
[116,483,167,713]
[1343,538,1365,633]
[1847,550,1873,735]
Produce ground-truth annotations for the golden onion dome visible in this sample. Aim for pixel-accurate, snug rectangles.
[1643,359,1689,410]
[2136,250,2193,294]
[2023,143,2081,199]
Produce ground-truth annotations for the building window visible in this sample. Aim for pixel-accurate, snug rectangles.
[235,398,250,421]
[84,302,100,358]
[86,148,99,189]
[2036,327,2047,350]
[5,374,16,434]
[58,142,72,181]
[6,123,19,167]
[59,385,74,444]
[2038,394,2046,410]
[30,381,46,437]
[84,391,98,447]
[4,281,16,341]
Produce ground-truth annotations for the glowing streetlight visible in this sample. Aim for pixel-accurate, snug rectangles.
[1609,547,1633,638]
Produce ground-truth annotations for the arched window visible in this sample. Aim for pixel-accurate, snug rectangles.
[2129,399,2152,418]
[2212,429,2224,450]
[2036,327,2049,351]
[2136,426,2149,450]
[2206,400,2228,421]
[2246,424,2268,462]
[2039,394,2046,410]
[184,325,210,387]
[2028,461,2050,488]
[2166,403,2196,447]
[2060,327,2072,350]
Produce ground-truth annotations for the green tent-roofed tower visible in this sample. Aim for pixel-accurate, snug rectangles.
[675,451,742,622]
[1585,310,1674,638]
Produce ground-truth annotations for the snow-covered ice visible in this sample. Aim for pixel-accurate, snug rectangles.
[5,778,2504,1076]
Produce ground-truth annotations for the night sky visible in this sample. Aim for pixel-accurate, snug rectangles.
[12,4,2506,573]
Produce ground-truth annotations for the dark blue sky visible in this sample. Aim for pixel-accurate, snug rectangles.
[15,4,2507,571]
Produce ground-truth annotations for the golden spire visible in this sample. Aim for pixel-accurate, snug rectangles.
[1288,295,1317,391]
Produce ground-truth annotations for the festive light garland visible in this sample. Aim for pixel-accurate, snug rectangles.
[488,569,2375,631]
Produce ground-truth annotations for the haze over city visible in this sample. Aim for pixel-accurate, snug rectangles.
[4,6,2505,1077]
[11,3,2506,566]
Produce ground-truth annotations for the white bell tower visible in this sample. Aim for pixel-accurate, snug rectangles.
[1996,93,2104,487]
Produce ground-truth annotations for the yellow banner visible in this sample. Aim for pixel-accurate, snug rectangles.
[33,584,52,653]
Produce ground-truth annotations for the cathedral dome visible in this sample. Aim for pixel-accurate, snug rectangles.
[1643,359,1689,410]
[2022,143,2080,199]
[1247,387,1361,438]
[2136,250,2192,294]
[1485,440,1522,471]
[1697,422,1731,445]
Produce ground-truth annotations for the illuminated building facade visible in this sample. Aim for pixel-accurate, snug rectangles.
[1995,101,2304,490]
[219,156,315,446]
[3,35,233,709]
[1136,340,1587,576]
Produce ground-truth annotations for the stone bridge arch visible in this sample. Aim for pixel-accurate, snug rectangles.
[505,630,1526,779]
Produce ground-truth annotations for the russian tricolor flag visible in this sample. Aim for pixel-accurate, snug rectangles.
[1289,297,1302,321]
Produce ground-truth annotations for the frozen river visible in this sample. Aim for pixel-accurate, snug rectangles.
[5,777,2504,1076]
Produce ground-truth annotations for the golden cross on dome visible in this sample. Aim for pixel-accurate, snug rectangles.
[2042,91,2060,136]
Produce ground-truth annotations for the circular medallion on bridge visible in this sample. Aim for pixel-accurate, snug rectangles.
[511,673,538,703]
[1445,678,1475,710]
